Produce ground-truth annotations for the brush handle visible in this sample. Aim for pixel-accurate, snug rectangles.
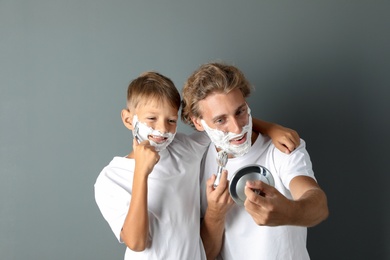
[213,166,224,188]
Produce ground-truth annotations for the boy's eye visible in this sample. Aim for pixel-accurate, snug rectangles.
[168,119,177,124]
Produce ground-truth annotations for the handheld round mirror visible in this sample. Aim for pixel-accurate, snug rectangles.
[229,164,274,206]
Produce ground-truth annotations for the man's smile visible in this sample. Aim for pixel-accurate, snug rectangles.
[229,132,247,145]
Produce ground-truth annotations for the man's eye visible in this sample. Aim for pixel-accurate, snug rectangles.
[214,118,224,125]
[237,108,247,116]
[236,108,248,116]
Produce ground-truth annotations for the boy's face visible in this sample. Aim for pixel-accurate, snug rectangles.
[122,98,178,147]
[191,88,253,157]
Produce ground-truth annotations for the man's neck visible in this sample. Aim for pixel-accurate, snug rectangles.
[251,130,259,145]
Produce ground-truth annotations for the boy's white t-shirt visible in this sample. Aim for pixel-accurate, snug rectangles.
[95,132,209,260]
[200,133,316,260]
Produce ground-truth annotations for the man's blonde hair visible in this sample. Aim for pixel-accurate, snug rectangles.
[181,62,252,128]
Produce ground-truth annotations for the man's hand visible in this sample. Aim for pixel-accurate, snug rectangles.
[205,170,234,218]
[244,177,328,227]
[244,180,293,226]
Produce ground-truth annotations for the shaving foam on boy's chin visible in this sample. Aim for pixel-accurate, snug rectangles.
[132,115,176,152]
[200,111,253,158]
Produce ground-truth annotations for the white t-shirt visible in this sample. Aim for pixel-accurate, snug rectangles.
[200,133,316,260]
[95,132,209,260]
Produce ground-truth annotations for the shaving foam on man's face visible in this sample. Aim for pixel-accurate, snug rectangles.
[201,108,253,157]
[132,115,176,152]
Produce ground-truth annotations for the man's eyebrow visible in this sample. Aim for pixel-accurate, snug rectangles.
[210,103,247,122]
[211,113,226,122]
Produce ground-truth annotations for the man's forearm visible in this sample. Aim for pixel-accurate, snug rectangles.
[200,211,225,260]
[288,176,329,227]
[291,187,329,227]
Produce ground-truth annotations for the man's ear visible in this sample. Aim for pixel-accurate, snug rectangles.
[121,109,134,130]
[191,116,205,131]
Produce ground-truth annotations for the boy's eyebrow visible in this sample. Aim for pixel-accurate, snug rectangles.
[143,110,179,118]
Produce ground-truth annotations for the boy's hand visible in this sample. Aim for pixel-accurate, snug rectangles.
[251,118,300,154]
[268,126,300,154]
[133,138,160,176]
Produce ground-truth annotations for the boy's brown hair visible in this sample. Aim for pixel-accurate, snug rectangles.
[127,71,181,111]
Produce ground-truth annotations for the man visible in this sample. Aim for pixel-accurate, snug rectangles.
[181,62,329,260]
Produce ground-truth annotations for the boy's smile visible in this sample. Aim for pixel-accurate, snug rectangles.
[149,135,168,144]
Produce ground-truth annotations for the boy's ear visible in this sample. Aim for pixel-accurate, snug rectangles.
[121,109,134,130]
[191,116,205,131]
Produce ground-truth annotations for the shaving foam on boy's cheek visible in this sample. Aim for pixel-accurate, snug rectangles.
[200,112,253,157]
[132,115,176,152]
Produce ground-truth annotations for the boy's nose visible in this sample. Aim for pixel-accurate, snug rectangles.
[156,120,169,134]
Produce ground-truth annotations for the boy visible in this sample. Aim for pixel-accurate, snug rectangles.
[94,71,300,259]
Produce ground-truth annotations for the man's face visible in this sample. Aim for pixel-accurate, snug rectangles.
[193,88,252,156]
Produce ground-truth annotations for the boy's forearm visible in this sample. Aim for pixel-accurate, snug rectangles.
[252,118,273,135]
[121,174,149,251]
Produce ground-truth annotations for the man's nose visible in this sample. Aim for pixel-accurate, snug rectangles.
[229,118,242,134]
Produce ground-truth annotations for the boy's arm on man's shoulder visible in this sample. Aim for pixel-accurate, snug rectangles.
[252,118,300,154]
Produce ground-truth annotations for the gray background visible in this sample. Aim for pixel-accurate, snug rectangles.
[1,1,389,259]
